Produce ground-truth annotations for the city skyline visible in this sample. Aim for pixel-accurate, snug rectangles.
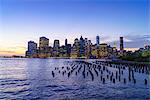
[0,0,149,56]
[25,35,150,60]
[25,35,118,58]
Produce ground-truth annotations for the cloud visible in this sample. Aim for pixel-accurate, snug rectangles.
[125,34,150,41]
[108,34,150,48]
[0,50,16,53]
[0,46,26,56]
[124,48,139,52]
[7,46,26,50]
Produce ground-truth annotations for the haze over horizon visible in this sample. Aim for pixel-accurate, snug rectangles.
[0,0,149,56]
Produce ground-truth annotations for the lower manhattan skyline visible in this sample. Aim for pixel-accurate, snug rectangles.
[0,0,149,56]
[0,0,150,100]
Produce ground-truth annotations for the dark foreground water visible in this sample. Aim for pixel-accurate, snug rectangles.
[0,58,149,100]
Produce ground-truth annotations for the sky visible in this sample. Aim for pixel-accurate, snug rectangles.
[0,0,149,56]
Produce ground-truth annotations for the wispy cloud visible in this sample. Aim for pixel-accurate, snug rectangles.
[0,50,16,53]
[108,34,150,48]
[0,46,26,56]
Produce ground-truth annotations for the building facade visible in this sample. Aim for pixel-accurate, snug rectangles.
[79,36,85,57]
[96,35,100,48]
[120,37,124,51]
[53,40,60,57]
[25,36,126,59]
[25,41,37,57]
[119,37,124,56]
[38,37,49,58]
[71,38,79,58]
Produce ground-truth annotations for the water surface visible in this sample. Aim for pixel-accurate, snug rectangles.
[0,58,149,100]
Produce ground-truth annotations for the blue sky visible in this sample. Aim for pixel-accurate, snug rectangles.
[0,0,149,55]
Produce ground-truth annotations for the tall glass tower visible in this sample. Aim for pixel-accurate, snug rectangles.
[65,39,67,46]
[120,37,124,51]
[96,35,100,48]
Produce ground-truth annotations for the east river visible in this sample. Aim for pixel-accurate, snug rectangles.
[0,58,149,100]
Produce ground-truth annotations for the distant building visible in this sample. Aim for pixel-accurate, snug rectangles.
[64,39,71,57]
[91,44,97,58]
[84,38,92,58]
[84,38,88,57]
[96,35,100,48]
[119,37,124,56]
[144,45,150,50]
[71,38,80,58]
[65,39,67,46]
[112,47,118,59]
[99,43,108,58]
[59,45,67,57]
[74,38,79,47]
[87,40,92,57]
[53,39,60,57]
[25,41,37,57]
[120,37,124,51]
[79,36,85,57]
[53,39,60,48]
[84,38,88,46]
[39,37,49,48]
[38,37,49,58]
[47,46,53,57]
[66,44,71,57]
[25,35,131,59]
[107,45,114,58]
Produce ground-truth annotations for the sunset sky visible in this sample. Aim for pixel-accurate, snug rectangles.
[0,0,149,56]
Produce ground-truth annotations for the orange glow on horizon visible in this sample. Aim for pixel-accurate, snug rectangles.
[0,47,26,56]
[0,47,139,56]
[124,48,139,52]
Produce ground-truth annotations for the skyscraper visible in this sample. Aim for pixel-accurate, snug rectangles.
[71,38,79,58]
[67,44,71,57]
[87,40,92,58]
[65,39,71,57]
[39,36,49,58]
[25,41,37,57]
[120,37,124,51]
[53,40,60,48]
[39,37,49,48]
[96,35,100,48]
[84,38,88,57]
[65,39,67,46]
[79,36,85,57]
[74,38,79,47]
[99,43,108,58]
[53,40,60,57]
[85,38,88,46]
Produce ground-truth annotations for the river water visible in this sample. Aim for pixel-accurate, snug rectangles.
[0,58,149,100]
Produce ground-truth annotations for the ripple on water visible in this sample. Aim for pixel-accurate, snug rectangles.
[52,86,74,92]
[0,59,150,100]
[45,85,58,88]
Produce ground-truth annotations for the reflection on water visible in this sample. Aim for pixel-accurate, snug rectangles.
[0,58,150,99]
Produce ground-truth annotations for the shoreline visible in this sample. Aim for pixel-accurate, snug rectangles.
[0,57,149,64]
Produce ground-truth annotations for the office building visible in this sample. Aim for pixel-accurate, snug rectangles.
[53,39,60,57]
[79,36,85,57]
[71,38,80,58]
[25,41,37,57]
[65,39,67,46]
[120,37,124,51]
[96,35,100,48]
[39,36,49,58]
